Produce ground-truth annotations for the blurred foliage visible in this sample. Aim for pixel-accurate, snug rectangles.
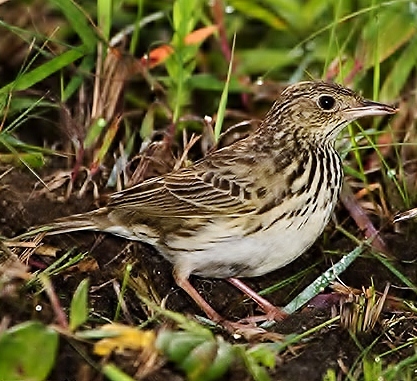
[1,0,416,153]
[0,322,58,381]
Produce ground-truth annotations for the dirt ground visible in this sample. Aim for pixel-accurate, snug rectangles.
[1,167,417,381]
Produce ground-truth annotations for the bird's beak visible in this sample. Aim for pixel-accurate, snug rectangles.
[344,100,398,120]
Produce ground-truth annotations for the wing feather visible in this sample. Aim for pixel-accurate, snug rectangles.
[108,159,257,218]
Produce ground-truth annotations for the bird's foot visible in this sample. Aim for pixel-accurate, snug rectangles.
[221,320,267,339]
[236,307,287,325]
[220,320,285,341]
[175,273,285,339]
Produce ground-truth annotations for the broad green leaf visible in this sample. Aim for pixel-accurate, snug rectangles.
[357,7,417,69]
[229,0,288,30]
[140,107,155,141]
[173,0,198,39]
[237,48,301,75]
[156,331,207,363]
[181,338,233,381]
[247,345,276,369]
[238,346,272,381]
[363,357,383,381]
[380,36,417,102]
[0,321,58,381]
[69,278,90,331]
[156,330,233,381]
[302,0,334,27]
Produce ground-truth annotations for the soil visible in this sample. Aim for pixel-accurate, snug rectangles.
[1,166,416,381]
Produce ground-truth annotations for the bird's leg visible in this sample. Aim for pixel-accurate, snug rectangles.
[173,271,224,323]
[227,277,287,321]
[173,271,267,337]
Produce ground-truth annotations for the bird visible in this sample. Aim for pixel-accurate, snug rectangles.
[30,81,397,333]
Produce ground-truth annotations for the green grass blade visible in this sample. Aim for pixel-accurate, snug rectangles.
[0,48,88,96]
[97,0,113,41]
[282,244,365,315]
[373,253,417,295]
[214,33,236,142]
[50,0,99,50]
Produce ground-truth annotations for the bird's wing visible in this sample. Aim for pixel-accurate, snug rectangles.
[108,153,259,218]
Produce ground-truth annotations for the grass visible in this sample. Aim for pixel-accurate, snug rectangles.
[1,0,417,380]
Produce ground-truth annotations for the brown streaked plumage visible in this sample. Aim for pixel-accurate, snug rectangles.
[36,81,397,333]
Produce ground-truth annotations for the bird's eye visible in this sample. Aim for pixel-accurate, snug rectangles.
[318,95,336,111]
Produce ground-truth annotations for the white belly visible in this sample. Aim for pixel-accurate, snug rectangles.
[165,187,336,279]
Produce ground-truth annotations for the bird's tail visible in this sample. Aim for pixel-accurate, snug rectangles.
[14,209,107,240]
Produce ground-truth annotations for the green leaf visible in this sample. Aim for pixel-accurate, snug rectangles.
[343,164,367,182]
[173,0,198,39]
[62,54,96,101]
[102,363,136,381]
[0,133,58,155]
[202,338,234,381]
[0,152,45,167]
[84,118,107,149]
[97,0,113,41]
[229,0,288,30]
[238,346,271,381]
[380,36,417,102]
[156,330,233,381]
[357,6,417,69]
[374,253,417,296]
[0,321,58,381]
[363,356,382,381]
[156,331,208,363]
[258,0,300,18]
[140,107,155,141]
[302,0,333,27]
[247,345,276,369]
[237,48,301,75]
[69,278,90,331]
[181,338,233,381]
[49,0,98,51]
[1,97,55,117]
[187,73,247,92]
[0,48,88,96]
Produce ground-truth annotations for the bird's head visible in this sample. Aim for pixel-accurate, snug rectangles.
[266,81,397,142]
